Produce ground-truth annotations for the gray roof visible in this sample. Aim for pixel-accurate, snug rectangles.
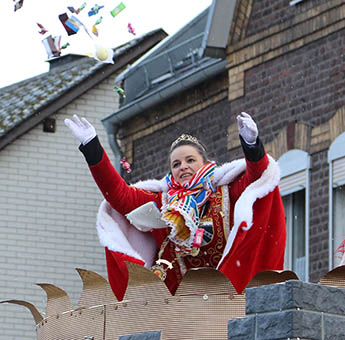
[0,28,167,146]
[102,0,235,130]
[119,7,212,104]
[0,56,99,136]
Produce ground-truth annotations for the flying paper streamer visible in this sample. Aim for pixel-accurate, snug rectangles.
[65,15,83,33]
[61,42,70,50]
[79,2,87,12]
[92,16,103,36]
[13,0,24,11]
[68,2,87,14]
[114,86,125,98]
[37,23,48,35]
[94,16,103,25]
[110,2,126,17]
[127,23,136,35]
[42,35,61,59]
[88,4,104,16]
[59,13,77,36]
[92,25,99,36]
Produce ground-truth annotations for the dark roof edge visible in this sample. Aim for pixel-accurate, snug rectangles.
[202,0,236,58]
[0,29,167,151]
[102,58,226,129]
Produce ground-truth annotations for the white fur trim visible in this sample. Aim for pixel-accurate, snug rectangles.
[97,200,158,268]
[216,155,281,268]
[132,178,168,192]
[213,159,246,186]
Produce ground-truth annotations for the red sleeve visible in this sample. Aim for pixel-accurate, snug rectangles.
[229,152,269,204]
[88,149,162,215]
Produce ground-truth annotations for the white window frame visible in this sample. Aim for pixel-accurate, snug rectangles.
[289,0,306,5]
[278,149,310,281]
[328,132,345,270]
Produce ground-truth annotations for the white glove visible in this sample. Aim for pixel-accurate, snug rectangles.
[236,112,258,145]
[64,114,97,145]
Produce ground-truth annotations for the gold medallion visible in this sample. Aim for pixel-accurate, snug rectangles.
[151,264,167,281]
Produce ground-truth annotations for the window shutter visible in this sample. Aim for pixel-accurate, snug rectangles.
[329,133,345,187]
[278,149,310,196]
[279,170,307,196]
[332,157,345,187]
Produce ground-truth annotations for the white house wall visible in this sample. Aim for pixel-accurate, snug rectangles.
[0,75,119,340]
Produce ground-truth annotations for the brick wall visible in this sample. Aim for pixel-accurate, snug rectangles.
[309,150,330,282]
[129,98,233,183]
[246,0,326,37]
[230,28,345,146]
[0,76,119,339]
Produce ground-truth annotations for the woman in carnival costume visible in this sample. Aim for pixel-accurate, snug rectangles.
[65,112,286,301]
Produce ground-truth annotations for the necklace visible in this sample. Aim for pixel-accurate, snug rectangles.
[151,237,175,280]
[151,228,205,281]
[151,201,209,280]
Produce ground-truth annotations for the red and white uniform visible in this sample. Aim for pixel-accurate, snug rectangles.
[80,137,286,301]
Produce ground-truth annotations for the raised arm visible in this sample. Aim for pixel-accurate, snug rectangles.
[64,115,161,215]
[230,112,269,201]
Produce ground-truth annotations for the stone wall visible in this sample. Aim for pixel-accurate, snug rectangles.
[228,280,345,340]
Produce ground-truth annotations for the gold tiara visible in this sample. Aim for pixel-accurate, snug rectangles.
[170,133,205,150]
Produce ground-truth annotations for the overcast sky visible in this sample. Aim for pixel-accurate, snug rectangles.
[0,0,212,88]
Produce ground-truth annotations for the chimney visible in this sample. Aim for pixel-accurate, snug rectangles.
[46,53,88,71]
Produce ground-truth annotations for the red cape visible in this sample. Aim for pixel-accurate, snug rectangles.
[97,156,286,301]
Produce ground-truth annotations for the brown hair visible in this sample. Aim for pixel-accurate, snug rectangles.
[169,138,209,166]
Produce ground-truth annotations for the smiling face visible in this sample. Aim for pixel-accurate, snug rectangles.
[170,145,206,185]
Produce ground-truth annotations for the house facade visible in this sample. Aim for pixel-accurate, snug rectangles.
[0,30,166,340]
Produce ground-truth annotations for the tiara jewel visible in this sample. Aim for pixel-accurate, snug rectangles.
[170,133,204,150]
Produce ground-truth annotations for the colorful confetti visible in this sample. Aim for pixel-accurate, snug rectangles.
[68,2,87,14]
[127,23,136,35]
[114,86,126,98]
[59,13,77,36]
[42,35,61,59]
[37,23,48,35]
[65,15,83,33]
[88,4,104,16]
[13,0,24,12]
[110,2,126,17]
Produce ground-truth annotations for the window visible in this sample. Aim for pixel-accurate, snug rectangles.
[282,190,306,280]
[278,150,310,281]
[328,132,345,269]
[333,185,345,267]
